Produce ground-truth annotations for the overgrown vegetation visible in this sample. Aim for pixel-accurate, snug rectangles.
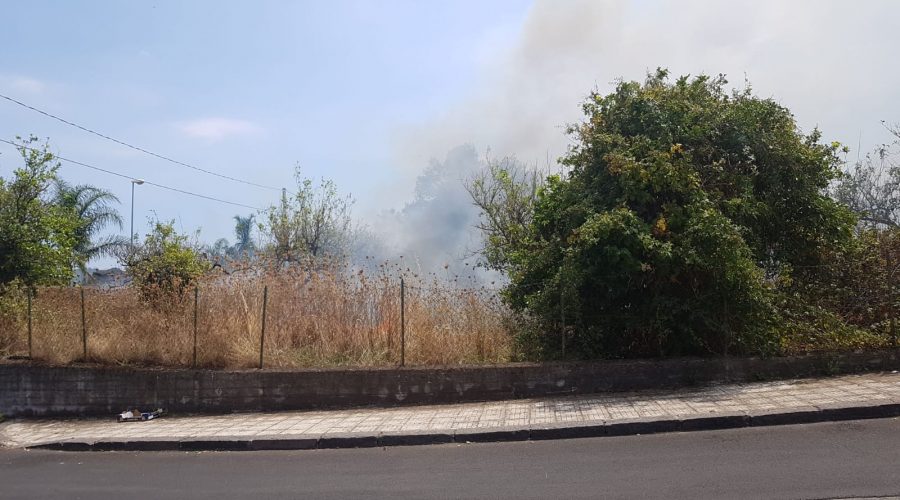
[1,71,898,367]
[2,263,513,367]
[471,70,897,360]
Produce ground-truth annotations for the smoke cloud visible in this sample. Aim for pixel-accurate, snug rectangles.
[368,0,900,277]
[357,145,503,283]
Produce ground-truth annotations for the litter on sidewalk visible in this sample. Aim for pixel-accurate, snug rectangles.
[117,408,166,422]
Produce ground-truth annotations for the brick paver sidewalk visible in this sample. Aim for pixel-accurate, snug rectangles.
[3,371,900,449]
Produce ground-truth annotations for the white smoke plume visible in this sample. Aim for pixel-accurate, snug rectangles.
[368,0,900,277]
[356,145,504,284]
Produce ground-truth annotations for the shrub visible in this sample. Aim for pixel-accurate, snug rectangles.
[480,70,855,359]
[779,227,900,352]
[120,220,209,305]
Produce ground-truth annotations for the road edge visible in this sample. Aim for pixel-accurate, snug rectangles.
[23,400,900,452]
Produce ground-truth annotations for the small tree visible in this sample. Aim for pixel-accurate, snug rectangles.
[120,219,209,303]
[262,166,353,264]
[465,156,544,272]
[833,124,900,228]
[0,136,79,288]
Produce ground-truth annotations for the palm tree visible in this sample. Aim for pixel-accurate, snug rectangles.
[232,214,256,258]
[53,180,126,272]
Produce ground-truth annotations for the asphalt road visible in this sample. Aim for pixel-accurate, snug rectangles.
[2,418,900,499]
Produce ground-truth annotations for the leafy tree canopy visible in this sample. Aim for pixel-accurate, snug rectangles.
[0,136,79,288]
[494,70,856,358]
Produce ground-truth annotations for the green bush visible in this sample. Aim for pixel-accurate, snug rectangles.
[120,220,209,305]
[490,70,856,359]
[778,227,899,352]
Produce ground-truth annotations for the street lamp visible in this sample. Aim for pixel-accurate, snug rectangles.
[130,179,144,245]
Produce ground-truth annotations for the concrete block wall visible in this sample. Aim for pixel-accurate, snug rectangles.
[2,348,900,417]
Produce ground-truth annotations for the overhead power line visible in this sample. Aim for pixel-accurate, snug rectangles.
[0,138,264,211]
[0,92,280,191]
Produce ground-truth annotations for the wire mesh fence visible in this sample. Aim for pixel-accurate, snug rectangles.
[0,272,515,369]
[1,255,896,368]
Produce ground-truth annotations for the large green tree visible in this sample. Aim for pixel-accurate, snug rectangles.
[0,137,79,288]
[485,70,855,359]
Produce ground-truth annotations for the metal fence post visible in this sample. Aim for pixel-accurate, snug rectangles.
[193,286,199,368]
[400,277,405,367]
[27,289,33,358]
[259,285,268,369]
[888,249,897,346]
[560,285,566,358]
[892,315,897,347]
[80,287,87,360]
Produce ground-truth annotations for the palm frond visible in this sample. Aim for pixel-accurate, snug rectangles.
[86,206,124,230]
[86,234,129,259]
[52,180,125,266]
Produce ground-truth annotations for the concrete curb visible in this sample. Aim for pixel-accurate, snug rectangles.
[26,401,900,452]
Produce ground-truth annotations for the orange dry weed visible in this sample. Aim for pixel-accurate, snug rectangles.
[1,266,514,368]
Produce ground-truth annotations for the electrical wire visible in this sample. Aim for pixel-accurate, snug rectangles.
[0,92,281,191]
[0,138,264,211]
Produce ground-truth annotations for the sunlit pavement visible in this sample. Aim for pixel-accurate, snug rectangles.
[3,371,900,450]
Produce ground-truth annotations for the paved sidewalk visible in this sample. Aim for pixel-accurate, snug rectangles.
[3,371,900,451]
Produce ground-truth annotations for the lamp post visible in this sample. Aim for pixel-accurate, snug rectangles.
[130,179,144,245]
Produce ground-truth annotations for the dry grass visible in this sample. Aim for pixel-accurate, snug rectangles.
[0,265,514,368]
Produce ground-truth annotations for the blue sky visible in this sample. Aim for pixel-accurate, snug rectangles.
[1,0,899,269]
[0,1,529,246]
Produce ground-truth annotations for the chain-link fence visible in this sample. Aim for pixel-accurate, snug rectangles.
[0,272,513,369]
